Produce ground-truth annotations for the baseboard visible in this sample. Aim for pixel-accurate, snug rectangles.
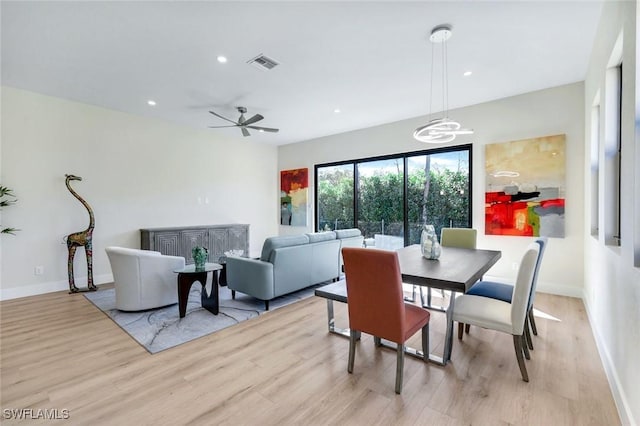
[582,291,635,426]
[0,274,113,301]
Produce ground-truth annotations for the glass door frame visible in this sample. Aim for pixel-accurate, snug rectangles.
[314,143,473,247]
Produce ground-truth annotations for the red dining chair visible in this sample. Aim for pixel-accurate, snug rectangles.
[342,247,431,394]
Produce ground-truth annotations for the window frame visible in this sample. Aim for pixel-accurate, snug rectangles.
[314,144,473,246]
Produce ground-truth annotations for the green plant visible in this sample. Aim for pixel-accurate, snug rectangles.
[0,185,19,235]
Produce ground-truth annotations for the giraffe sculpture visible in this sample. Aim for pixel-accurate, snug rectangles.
[64,174,97,293]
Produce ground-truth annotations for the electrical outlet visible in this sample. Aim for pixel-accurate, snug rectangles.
[34,266,44,275]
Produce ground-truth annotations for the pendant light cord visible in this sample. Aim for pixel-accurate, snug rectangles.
[429,39,435,122]
[443,35,449,118]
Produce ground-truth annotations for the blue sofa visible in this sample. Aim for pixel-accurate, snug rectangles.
[226,229,363,310]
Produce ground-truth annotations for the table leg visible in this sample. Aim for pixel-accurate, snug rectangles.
[443,291,456,363]
[325,299,355,338]
[177,273,195,318]
[218,263,227,286]
[200,270,219,315]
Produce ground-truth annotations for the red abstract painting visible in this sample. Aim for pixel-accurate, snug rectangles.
[280,168,308,226]
[485,135,566,237]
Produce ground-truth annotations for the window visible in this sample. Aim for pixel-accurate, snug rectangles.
[316,164,354,231]
[604,63,622,246]
[590,100,600,238]
[315,145,472,248]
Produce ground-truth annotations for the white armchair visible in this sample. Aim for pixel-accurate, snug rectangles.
[105,247,185,311]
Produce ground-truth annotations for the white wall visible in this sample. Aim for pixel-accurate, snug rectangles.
[583,1,640,425]
[279,82,585,297]
[0,87,278,300]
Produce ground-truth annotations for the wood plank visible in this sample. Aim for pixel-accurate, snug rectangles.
[0,289,620,425]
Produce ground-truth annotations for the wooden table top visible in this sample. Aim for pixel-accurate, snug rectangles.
[396,244,501,293]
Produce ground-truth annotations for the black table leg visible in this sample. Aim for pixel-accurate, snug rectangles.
[201,270,219,315]
[178,271,217,318]
[177,272,197,318]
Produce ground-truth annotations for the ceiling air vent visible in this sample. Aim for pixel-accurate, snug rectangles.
[247,54,280,71]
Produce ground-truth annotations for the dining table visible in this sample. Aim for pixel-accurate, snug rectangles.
[395,244,502,365]
[315,244,501,366]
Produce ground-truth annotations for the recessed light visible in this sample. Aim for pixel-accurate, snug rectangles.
[463,71,472,77]
[259,129,264,132]
[334,108,341,113]
[217,56,228,63]
[147,100,156,106]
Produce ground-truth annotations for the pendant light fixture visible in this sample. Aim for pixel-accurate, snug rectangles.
[414,24,473,144]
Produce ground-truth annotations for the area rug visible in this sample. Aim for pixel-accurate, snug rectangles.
[84,283,321,354]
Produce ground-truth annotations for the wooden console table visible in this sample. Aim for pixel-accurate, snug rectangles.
[140,224,249,264]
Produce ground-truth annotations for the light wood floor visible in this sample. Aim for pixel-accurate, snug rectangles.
[1,286,620,425]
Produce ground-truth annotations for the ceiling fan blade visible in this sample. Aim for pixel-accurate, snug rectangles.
[242,114,264,126]
[241,127,251,137]
[209,110,238,125]
[247,125,279,133]
[208,125,238,128]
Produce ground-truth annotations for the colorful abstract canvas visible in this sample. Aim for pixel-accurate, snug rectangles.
[280,168,308,226]
[485,134,565,237]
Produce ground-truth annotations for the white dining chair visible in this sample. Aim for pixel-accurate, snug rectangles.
[451,242,540,382]
[461,237,547,350]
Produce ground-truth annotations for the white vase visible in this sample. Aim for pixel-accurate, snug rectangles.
[420,225,441,260]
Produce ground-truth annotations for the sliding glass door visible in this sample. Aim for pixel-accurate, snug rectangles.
[407,150,470,244]
[357,158,404,250]
[315,144,472,247]
[317,164,354,231]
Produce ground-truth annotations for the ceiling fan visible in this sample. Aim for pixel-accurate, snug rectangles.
[208,106,279,137]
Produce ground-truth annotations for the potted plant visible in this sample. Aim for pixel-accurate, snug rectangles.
[0,185,19,235]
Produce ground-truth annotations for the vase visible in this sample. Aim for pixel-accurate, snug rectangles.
[192,246,208,271]
[420,225,441,260]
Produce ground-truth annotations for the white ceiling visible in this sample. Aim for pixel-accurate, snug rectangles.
[1,1,604,146]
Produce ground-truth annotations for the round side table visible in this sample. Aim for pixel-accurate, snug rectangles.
[173,263,222,318]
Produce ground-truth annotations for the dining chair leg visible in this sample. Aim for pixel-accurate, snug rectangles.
[374,336,382,347]
[465,324,470,334]
[513,334,529,382]
[404,285,417,303]
[348,330,357,374]
[528,308,538,336]
[521,334,530,360]
[422,323,429,362]
[458,322,464,340]
[395,344,405,394]
[524,317,534,350]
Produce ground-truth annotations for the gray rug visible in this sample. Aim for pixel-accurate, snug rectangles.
[85,283,319,354]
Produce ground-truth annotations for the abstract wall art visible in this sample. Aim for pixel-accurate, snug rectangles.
[280,168,308,226]
[485,134,566,237]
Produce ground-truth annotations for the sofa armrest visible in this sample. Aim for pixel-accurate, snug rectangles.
[226,257,275,301]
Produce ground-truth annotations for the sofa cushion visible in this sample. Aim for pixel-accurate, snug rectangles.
[305,231,336,243]
[335,229,362,239]
[260,234,310,262]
